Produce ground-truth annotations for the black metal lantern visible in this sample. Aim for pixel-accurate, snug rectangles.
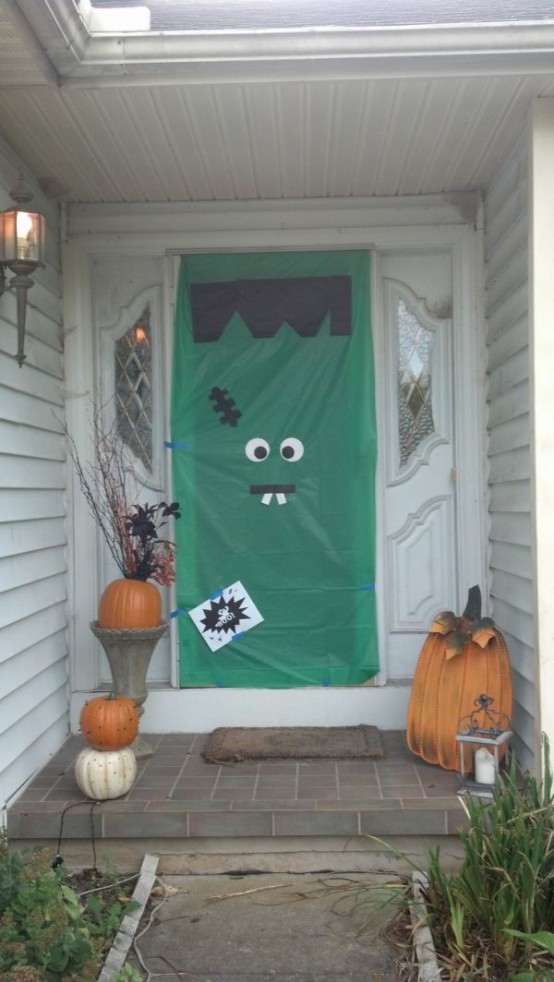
[0,173,46,366]
[456,694,512,796]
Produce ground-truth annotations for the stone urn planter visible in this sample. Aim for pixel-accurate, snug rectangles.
[90,620,168,758]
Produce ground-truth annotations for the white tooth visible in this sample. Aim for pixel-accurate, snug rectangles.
[261,492,273,505]
[276,493,287,505]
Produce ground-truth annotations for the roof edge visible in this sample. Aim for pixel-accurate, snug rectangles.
[13,1,554,84]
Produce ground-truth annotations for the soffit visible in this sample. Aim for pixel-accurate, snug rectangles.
[0,2,57,86]
[0,0,553,204]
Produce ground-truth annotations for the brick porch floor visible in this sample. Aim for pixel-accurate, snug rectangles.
[7,731,468,849]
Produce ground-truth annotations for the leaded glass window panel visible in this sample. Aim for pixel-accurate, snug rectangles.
[115,305,153,471]
[398,298,435,467]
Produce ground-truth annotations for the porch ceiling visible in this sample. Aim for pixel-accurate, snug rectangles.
[0,0,554,205]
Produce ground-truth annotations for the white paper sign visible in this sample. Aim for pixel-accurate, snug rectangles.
[188,580,263,652]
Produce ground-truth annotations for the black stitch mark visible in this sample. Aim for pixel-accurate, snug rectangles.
[209,386,242,427]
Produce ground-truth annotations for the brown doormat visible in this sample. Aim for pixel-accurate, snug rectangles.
[202,725,384,764]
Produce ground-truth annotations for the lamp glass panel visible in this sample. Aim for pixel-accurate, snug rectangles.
[0,208,44,263]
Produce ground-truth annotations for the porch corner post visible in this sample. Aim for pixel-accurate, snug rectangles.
[529,98,554,773]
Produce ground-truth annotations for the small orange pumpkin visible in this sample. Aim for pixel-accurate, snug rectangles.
[98,578,161,629]
[80,695,139,750]
[407,586,513,771]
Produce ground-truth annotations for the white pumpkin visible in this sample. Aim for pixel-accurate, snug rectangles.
[75,746,137,800]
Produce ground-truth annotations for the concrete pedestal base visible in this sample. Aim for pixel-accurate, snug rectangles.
[90,621,168,758]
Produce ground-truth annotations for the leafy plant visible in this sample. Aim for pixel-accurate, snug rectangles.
[423,735,554,980]
[0,848,98,980]
[321,738,554,981]
[85,892,135,941]
[0,846,140,980]
[506,931,554,980]
[113,967,143,982]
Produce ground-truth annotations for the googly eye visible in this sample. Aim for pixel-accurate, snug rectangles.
[245,438,270,462]
[280,437,304,462]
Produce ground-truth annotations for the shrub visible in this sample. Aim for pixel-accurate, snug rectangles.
[424,736,554,980]
[0,836,140,981]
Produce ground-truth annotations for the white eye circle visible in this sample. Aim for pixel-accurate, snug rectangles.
[245,438,270,462]
[280,437,304,462]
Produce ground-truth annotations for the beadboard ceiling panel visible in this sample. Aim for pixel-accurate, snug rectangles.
[1,77,553,204]
[0,1,553,204]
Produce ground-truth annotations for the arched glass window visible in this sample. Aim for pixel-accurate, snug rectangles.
[115,305,153,471]
[397,298,435,467]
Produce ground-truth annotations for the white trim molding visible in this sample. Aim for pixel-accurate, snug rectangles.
[529,98,554,767]
[63,192,486,727]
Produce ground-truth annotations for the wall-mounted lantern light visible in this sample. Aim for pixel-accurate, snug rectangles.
[0,173,46,366]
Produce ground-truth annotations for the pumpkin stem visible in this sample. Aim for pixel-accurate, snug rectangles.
[463,585,481,621]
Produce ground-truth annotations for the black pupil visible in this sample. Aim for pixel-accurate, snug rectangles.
[254,445,268,460]
[282,445,294,459]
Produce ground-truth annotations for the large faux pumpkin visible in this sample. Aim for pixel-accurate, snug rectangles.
[80,695,139,750]
[407,586,513,771]
[98,578,161,629]
[75,747,137,800]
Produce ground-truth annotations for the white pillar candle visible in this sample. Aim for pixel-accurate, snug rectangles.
[475,747,496,785]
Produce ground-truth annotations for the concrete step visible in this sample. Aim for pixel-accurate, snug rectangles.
[7,731,468,871]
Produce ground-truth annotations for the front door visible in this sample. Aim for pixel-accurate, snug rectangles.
[171,250,379,688]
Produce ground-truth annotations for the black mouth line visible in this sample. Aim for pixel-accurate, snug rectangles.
[250,484,296,494]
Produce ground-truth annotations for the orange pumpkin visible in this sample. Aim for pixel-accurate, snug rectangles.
[80,695,139,750]
[98,578,161,629]
[407,587,513,771]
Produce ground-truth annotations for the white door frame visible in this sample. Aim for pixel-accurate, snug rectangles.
[63,193,487,730]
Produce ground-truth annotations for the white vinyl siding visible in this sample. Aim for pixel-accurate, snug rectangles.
[0,136,69,812]
[484,128,534,772]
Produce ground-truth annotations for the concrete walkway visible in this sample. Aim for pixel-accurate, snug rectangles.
[126,871,405,981]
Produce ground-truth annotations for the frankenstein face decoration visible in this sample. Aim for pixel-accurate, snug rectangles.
[208,384,303,505]
[171,251,378,688]
[245,434,303,505]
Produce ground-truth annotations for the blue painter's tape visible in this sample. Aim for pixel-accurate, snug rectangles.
[215,680,225,687]
[170,608,188,619]
[209,590,223,600]
[322,678,330,687]
[359,583,376,591]
[231,632,244,643]
[164,440,191,451]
